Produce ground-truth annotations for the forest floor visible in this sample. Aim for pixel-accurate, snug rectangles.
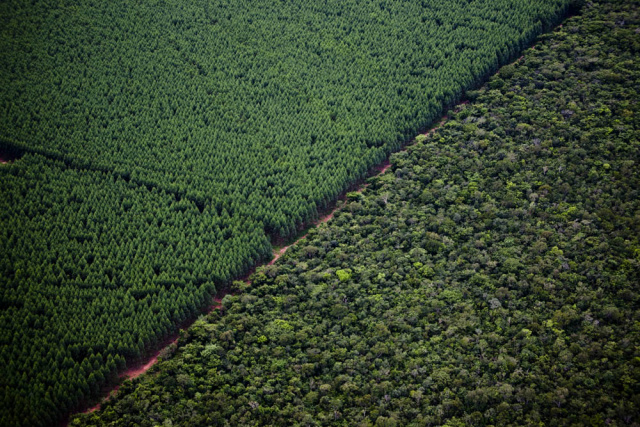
[121,339,179,381]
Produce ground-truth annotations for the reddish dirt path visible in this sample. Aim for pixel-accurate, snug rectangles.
[268,246,290,265]
[122,340,178,381]
[377,162,392,175]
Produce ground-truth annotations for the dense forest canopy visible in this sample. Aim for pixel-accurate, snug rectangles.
[0,0,596,425]
[72,0,639,425]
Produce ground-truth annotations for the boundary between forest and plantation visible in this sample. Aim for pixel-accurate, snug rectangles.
[60,8,584,423]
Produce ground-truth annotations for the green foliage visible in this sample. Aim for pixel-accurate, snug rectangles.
[70,1,640,425]
[336,269,352,282]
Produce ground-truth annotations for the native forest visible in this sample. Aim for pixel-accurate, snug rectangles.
[0,0,638,426]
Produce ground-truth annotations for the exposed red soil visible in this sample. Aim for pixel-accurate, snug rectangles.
[317,212,334,224]
[373,159,392,175]
[424,115,449,136]
[269,246,291,265]
[122,340,178,381]
[81,402,102,414]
